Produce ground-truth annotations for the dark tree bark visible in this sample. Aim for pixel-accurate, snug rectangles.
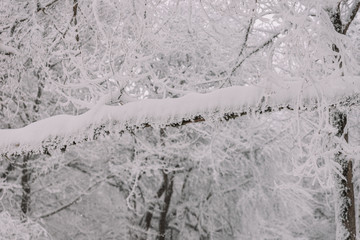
[0,161,15,194]
[72,0,79,42]
[139,177,167,231]
[21,154,31,218]
[158,172,174,240]
[331,109,356,239]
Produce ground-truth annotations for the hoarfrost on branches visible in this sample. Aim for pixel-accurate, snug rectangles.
[1,0,360,239]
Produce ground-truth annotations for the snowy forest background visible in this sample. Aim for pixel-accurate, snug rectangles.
[2,0,360,239]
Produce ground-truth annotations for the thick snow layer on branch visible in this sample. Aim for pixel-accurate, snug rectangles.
[1,77,360,155]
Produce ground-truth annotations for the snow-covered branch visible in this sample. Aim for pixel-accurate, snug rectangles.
[1,77,360,156]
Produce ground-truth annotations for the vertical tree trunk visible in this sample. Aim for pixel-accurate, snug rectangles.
[157,129,174,240]
[326,3,359,238]
[331,109,356,240]
[72,0,79,42]
[139,177,167,231]
[21,154,31,219]
[158,172,174,240]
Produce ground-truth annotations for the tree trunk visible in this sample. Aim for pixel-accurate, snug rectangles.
[21,154,31,219]
[331,109,356,240]
[72,0,79,42]
[139,176,167,232]
[327,3,359,238]
[158,172,174,240]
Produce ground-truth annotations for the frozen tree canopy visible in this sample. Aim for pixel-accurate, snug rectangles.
[1,0,360,239]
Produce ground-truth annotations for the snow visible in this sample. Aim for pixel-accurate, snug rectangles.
[0,43,19,55]
[1,76,360,155]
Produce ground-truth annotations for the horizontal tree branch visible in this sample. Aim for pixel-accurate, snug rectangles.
[1,77,360,156]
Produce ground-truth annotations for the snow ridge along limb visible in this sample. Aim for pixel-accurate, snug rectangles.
[0,77,359,155]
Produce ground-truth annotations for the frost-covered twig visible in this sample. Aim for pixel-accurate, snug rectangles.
[230,30,284,76]
[35,177,105,219]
